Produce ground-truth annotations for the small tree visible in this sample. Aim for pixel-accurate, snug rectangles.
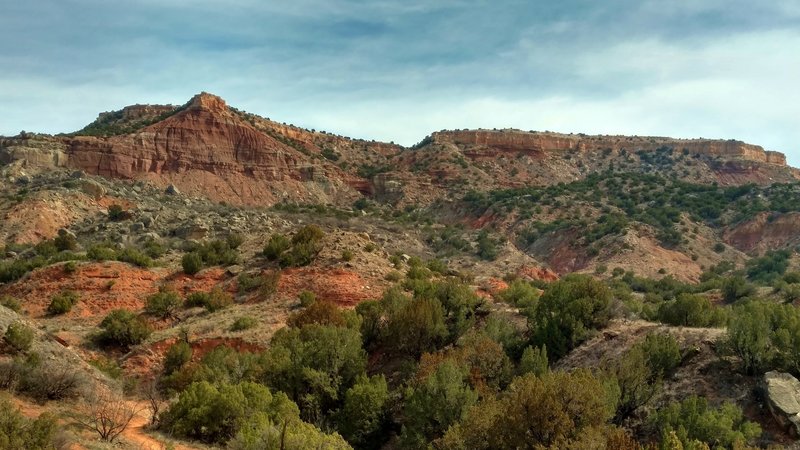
[519,345,548,376]
[163,341,193,375]
[140,379,165,427]
[337,375,389,449]
[73,388,141,442]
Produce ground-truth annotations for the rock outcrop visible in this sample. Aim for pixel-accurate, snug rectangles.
[432,129,790,165]
[2,93,797,208]
[1,93,363,206]
[762,371,800,437]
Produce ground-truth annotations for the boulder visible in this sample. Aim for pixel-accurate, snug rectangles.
[79,179,106,199]
[57,228,77,240]
[762,371,800,437]
[165,184,180,195]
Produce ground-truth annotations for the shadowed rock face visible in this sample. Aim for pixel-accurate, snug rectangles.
[763,371,800,437]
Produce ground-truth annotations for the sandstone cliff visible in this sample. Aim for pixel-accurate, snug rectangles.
[432,129,789,165]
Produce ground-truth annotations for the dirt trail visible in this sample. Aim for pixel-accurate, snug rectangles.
[11,396,200,450]
[120,401,200,450]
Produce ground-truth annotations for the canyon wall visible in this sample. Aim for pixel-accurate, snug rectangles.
[432,130,789,166]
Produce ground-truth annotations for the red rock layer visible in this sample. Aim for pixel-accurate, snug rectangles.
[63,93,359,205]
[432,130,789,165]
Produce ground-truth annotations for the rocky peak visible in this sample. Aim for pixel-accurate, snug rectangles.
[186,92,228,114]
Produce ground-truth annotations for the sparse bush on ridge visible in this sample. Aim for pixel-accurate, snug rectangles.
[230,316,258,332]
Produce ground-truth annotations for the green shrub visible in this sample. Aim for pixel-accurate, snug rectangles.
[426,258,448,274]
[656,294,728,327]
[0,397,57,449]
[650,396,761,448]
[724,301,800,376]
[163,341,193,375]
[0,259,42,283]
[159,381,299,444]
[341,249,354,262]
[258,271,281,300]
[117,247,154,268]
[181,252,203,275]
[54,232,77,252]
[602,344,660,423]
[63,261,77,274]
[145,287,182,318]
[228,415,351,450]
[438,371,613,449]
[746,249,791,284]
[263,324,367,423]
[47,291,79,315]
[185,287,232,312]
[298,290,316,307]
[3,322,34,353]
[385,270,402,282]
[185,291,210,308]
[142,239,167,259]
[336,375,389,449]
[638,333,681,379]
[264,226,325,268]
[0,295,21,312]
[226,233,245,249]
[476,230,500,261]
[88,356,123,379]
[518,345,548,376]
[529,275,612,361]
[237,272,265,293]
[98,309,152,347]
[263,234,291,261]
[498,280,539,309]
[721,276,755,303]
[400,361,478,448]
[230,316,258,332]
[287,300,347,329]
[1,356,85,401]
[182,240,239,274]
[406,265,431,280]
[87,244,118,261]
[107,204,126,221]
[205,287,233,312]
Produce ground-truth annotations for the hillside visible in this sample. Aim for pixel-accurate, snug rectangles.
[2,94,800,449]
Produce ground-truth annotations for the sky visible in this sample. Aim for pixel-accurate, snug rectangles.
[2,0,800,164]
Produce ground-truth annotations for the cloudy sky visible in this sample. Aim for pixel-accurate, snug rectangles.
[2,0,799,164]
